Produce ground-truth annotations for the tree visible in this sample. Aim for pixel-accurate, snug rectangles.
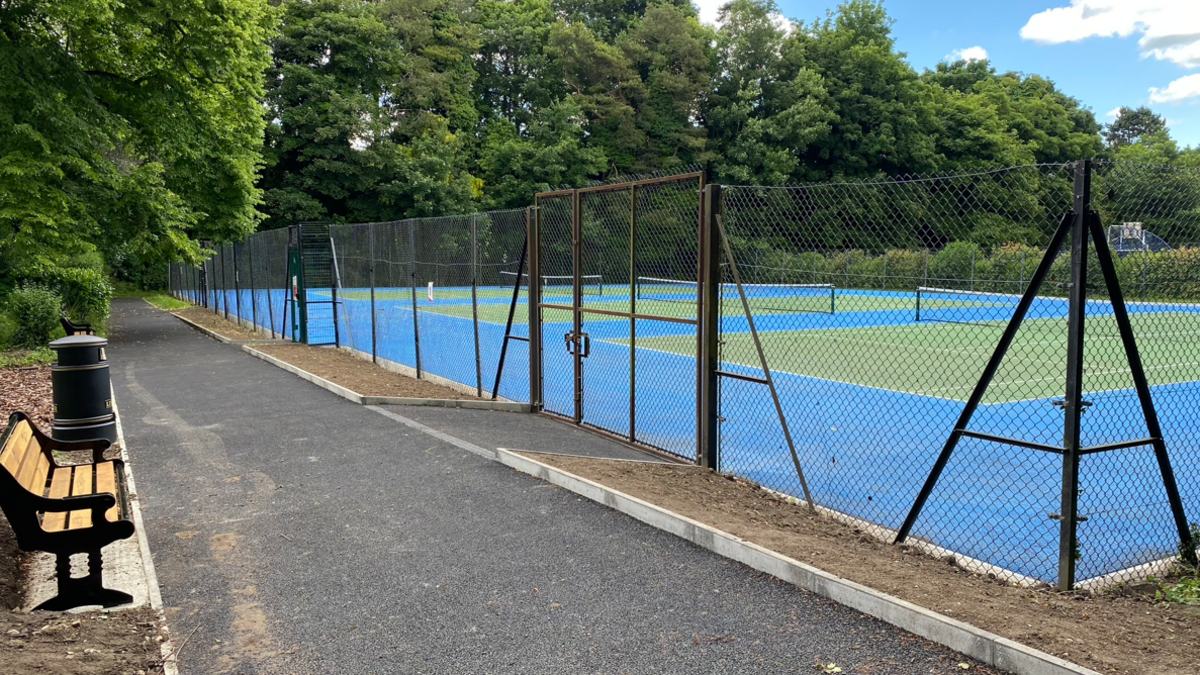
[0,0,275,280]
[618,4,715,172]
[1104,106,1168,149]
[784,0,936,178]
[478,99,607,208]
[261,0,476,227]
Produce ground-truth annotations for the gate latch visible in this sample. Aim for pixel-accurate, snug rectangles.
[564,331,591,358]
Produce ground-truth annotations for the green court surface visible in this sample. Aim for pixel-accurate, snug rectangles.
[622,311,1200,404]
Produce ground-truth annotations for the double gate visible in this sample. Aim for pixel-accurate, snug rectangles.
[530,173,709,461]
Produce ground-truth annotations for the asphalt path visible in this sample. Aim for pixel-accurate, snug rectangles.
[109,298,997,674]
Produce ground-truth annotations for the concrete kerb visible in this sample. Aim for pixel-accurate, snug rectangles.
[240,345,531,412]
[113,389,180,675]
[494,449,1103,675]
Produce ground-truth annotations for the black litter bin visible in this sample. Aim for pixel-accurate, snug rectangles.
[49,334,117,443]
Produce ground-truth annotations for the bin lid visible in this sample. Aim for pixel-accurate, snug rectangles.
[49,334,107,349]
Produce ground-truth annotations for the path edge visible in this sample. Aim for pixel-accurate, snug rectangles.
[495,449,1102,675]
[112,387,179,675]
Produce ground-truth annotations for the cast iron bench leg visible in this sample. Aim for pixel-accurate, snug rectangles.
[34,550,133,611]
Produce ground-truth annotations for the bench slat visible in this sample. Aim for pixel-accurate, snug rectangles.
[14,436,42,492]
[42,467,73,532]
[27,448,50,497]
[1,423,33,476]
[68,465,93,530]
[95,462,120,522]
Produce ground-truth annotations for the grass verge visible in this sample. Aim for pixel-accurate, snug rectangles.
[0,348,56,368]
[116,288,191,311]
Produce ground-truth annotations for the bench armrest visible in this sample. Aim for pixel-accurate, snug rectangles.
[37,492,116,514]
[26,421,113,464]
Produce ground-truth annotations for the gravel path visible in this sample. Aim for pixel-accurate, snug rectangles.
[108,298,1000,675]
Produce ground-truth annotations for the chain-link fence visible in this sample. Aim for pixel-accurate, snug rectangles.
[167,160,1200,589]
[717,161,1200,588]
[323,211,530,399]
[169,208,531,401]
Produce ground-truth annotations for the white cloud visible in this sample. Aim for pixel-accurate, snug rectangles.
[947,46,989,63]
[694,0,791,33]
[694,0,723,26]
[1020,1,1200,69]
[1149,74,1200,103]
[1106,107,1123,118]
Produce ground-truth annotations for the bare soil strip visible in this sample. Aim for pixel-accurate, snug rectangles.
[252,343,473,399]
[521,453,1200,675]
[174,306,265,341]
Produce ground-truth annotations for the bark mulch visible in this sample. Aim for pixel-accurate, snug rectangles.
[524,453,1200,675]
[255,343,473,399]
[173,306,264,341]
[0,365,53,429]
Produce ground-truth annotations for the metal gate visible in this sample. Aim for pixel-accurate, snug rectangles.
[531,173,706,460]
[288,223,340,346]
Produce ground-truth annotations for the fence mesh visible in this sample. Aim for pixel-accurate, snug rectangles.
[166,161,1200,587]
[718,162,1200,585]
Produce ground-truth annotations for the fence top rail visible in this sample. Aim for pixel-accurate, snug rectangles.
[723,164,1075,191]
[535,171,705,200]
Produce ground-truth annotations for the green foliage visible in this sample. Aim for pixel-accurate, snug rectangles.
[0,347,57,369]
[39,268,113,326]
[928,242,982,286]
[1104,107,1168,149]
[126,291,191,311]
[250,0,1130,218]
[1157,573,1200,605]
[4,284,63,348]
[0,0,277,278]
[261,0,478,227]
[108,249,169,292]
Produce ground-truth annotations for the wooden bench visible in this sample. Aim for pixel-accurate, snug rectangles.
[60,316,95,336]
[0,412,135,610]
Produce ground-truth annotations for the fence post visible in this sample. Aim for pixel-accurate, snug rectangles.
[265,238,276,338]
[410,221,422,378]
[629,184,637,443]
[698,183,722,470]
[329,232,340,348]
[528,207,542,410]
[221,246,229,320]
[233,243,242,325]
[472,214,483,397]
[248,240,258,332]
[1057,159,1091,591]
[370,223,377,364]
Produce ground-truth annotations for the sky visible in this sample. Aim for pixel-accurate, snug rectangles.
[693,0,1200,149]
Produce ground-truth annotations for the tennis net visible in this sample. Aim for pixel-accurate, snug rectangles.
[636,277,835,314]
[915,287,1030,326]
